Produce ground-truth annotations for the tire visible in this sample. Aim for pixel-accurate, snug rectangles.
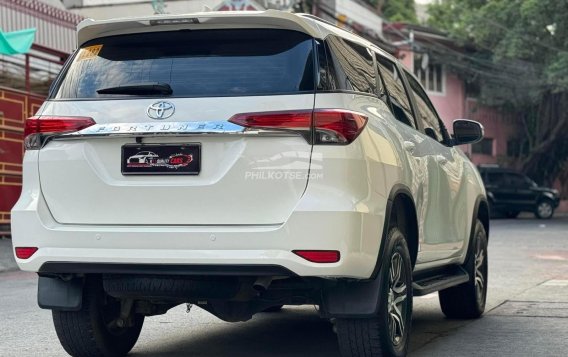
[52,278,144,357]
[439,219,488,319]
[336,227,413,357]
[504,211,520,219]
[263,305,284,312]
[535,199,554,219]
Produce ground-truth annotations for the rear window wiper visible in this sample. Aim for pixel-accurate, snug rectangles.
[96,82,173,96]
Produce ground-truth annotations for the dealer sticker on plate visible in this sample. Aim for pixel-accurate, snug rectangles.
[121,144,201,175]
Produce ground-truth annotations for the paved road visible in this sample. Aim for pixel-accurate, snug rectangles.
[1,217,567,356]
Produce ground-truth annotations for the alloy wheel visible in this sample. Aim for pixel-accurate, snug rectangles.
[537,201,553,218]
[388,251,408,347]
[474,234,486,305]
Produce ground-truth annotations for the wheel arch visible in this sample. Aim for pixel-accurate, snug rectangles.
[385,185,419,269]
[319,183,419,318]
[475,196,490,240]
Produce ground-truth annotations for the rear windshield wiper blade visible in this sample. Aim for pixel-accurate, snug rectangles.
[96,82,173,96]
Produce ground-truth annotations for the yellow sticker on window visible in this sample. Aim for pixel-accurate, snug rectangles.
[77,45,103,61]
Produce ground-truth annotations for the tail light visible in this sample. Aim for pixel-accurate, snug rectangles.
[313,110,368,144]
[293,250,340,263]
[229,109,367,145]
[24,116,96,150]
[15,247,38,259]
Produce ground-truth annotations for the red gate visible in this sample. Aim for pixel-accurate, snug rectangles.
[0,87,44,234]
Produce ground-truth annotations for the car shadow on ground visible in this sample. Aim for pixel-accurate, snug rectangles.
[130,305,465,357]
[131,308,340,357]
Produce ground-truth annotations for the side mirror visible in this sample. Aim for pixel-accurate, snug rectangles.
[452,119,484,145]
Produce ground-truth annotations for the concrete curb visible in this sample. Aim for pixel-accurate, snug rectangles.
[0,238,18,273]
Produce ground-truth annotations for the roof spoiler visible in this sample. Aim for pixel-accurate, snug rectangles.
[77,10,322,47]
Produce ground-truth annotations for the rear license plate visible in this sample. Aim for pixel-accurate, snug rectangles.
[121,144,201,175]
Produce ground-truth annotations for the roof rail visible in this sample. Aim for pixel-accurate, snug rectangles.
[297,13,340,29]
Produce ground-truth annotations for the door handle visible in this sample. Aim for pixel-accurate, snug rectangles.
[403,141,416,154]
[436,155,448,165]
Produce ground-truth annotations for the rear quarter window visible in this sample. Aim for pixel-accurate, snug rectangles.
[53,29,315,99]
[322,35,376,95]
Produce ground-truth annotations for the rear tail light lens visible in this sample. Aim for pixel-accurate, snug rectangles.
[24,116,96,150]
[229,110,312,142]
[228,110,312,130]
[229,109,367,145]
[15,247,38,259]
[313,110,368,145]
[293,250,340,263]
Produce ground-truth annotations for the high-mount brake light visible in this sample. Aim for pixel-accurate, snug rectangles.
[228,109,367,145]
[24,116,96,150]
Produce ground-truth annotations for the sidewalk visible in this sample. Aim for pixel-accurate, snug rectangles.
[0,238,17,273]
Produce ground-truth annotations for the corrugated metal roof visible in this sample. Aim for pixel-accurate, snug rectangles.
[0,0,84,53]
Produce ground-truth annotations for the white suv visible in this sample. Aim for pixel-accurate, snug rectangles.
[12,11,490,357]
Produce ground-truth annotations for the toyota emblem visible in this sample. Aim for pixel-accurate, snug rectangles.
[147,101,175,120]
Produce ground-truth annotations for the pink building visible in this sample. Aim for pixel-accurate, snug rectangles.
[384,23,521,166]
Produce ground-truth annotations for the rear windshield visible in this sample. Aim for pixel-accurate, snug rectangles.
[53,29,315,99]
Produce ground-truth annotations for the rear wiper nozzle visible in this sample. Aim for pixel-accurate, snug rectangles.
[96,82,173,96]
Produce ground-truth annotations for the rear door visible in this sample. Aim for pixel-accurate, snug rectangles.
[404,73,466,261]
[507,173,538,208]
[38,29,316,225]
[484,171,511,208]
[374,55,434,262]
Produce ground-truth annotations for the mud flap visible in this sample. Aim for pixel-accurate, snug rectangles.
[38,276,84,311]
[320,277,382,318]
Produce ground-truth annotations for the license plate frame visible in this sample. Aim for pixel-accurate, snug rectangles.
[121,143,201,175]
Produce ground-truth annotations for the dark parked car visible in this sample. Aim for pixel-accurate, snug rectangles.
[478,166,560,219]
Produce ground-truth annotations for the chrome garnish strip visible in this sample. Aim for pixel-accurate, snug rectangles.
[79,121,245,135]
[48,121,298,143]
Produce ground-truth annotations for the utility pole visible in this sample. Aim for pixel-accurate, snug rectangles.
[376,0,386,15]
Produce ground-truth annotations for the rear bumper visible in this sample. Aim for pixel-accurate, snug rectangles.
[12,142,391,279]
[38,262,297,276]
[11,192,386,279]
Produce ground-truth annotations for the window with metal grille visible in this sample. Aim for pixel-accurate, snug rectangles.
[472,138,494,155]
[414,54,444,93]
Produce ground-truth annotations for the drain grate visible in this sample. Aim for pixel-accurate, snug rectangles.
[491,301,568,318]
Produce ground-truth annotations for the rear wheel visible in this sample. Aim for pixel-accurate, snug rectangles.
[535,199,554,219]
[53,278,144,357]
[336,227,413,357]
[439,220,488,319]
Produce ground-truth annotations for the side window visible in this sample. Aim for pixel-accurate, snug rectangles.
[507,173,529,188]
[324,36,376,95]
[487,172,505,186]
[316,40,337,91]
[376,55,416,129]
[405,73,446,143]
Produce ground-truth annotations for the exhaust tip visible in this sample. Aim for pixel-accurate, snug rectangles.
[252,277,273,292]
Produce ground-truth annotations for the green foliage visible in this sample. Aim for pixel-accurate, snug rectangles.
[366,0,418,24]
[427,0,568,186]
[428,0,568,95]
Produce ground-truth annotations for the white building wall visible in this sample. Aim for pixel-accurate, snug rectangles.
[335,0,383,38]
[63,0,299,20]
[66,1,221,19]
